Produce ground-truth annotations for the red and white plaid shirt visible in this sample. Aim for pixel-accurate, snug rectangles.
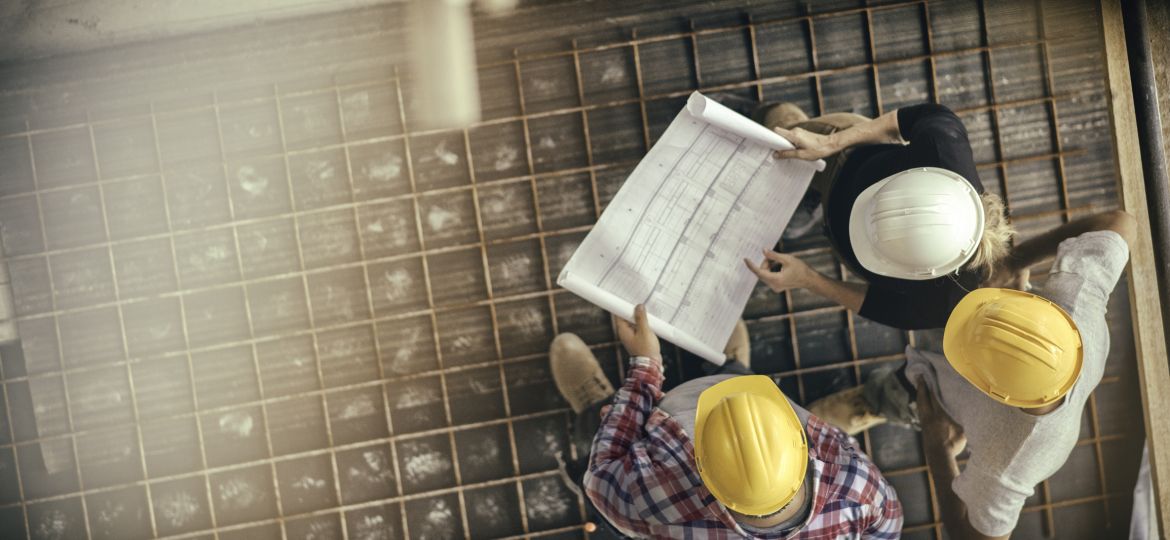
[585,357,903,539]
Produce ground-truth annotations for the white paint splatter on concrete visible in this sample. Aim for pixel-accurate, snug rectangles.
[218,477,264,510]
[382,268,414,302]
[394,384,440,408]
[305,519,341,540]
[94,499,125,526]
[185,243,230,272]
[420,499,455,537]
[451,334,480,352]
[34,509,68,540]
[236,165,269,196]
[402,446,452,483]
[389,327,422,374]
[291,351,311,367]
[292,474,326,491]
[498,253,531,282]
[351,514,391,540]
[557,242,578,266]
[218,411,254,437]
[339,394,377,420]
[427,205,461,233]
[525,477,570,522]
[493,145,518,171]
[531,78,559,94]
[363,450,388,472]
[507,306,546,337]
[158,490,201,529]
[388,215,412,247]
[433,139,459,166]
[474,493,506,528]
[346,449,394,489]
[466,437,500,468]
[205,244,230,260]
[601,63,626,84]
[367,153,403,182]
[542,428,563,456]
[468,377,497,395]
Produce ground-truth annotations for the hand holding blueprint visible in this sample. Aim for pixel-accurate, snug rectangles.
[557,92,823,364]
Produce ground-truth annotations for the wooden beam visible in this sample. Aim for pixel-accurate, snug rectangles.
[1100,0,1170,534]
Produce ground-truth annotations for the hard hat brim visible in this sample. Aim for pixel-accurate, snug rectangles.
[848,167,984,280]
[694,375,807,517]
[943,288,1083,408]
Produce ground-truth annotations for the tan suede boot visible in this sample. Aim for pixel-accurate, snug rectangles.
[807,385,887,436]
[550,333,615,414]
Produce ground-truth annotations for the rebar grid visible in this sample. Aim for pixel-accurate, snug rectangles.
[0,0,1138,538]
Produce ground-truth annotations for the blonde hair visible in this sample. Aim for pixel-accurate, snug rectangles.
[965,192,1015,279]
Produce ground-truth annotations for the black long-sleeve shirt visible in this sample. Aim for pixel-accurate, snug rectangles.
[825,103,986,330]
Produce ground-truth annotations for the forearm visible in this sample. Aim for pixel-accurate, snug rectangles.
[803,270,867,313]
[1009,210,1137,270]
[589,356,663,463]
[827,110,902,152]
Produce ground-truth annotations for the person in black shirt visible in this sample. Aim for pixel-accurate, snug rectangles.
[743,103,1023,330]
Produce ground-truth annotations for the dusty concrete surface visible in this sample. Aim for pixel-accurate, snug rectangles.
[0,0,395,62]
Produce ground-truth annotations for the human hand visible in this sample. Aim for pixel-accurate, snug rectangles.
[772,126,839,161]
[615,304,661,361]
[916,377,967,458]
[743,250,812,293]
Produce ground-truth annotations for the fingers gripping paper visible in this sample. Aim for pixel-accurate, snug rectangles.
[557,92,823,364]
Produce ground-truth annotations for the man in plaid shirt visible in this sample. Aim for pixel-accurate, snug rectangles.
[570,305,901,539]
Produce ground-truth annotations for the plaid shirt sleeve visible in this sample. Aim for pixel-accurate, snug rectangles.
[805,416,904,540]
[863,465,903,539]
[583,355,680,538]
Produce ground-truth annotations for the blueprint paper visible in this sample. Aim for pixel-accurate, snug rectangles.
[557,92,821,364]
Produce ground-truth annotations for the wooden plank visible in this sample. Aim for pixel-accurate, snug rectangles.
[1099,0,1170,534]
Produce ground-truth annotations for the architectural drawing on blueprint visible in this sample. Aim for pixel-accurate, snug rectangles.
[558,92,821,363]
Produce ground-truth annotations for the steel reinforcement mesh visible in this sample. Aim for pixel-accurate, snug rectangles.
[0,0,1147,539]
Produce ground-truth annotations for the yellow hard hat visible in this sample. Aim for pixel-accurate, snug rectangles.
[694,376,807,516]
[943,288,1083,408]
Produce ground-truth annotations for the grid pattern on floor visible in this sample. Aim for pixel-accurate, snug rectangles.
[0,0,1147,538]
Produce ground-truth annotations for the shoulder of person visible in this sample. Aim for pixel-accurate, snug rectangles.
[1056,229,1130,257]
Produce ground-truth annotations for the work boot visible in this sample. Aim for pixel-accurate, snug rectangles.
[550,333,615,414]
[807,386,887,436]
[723,319,751,369]
[754,102,810,130]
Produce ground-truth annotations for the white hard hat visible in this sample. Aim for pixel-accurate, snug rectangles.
[849,167,984,280]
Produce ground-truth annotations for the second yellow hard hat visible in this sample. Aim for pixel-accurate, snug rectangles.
[943,288,1083,408]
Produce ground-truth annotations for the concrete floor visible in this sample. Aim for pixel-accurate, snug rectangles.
[0,0,1148,538]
